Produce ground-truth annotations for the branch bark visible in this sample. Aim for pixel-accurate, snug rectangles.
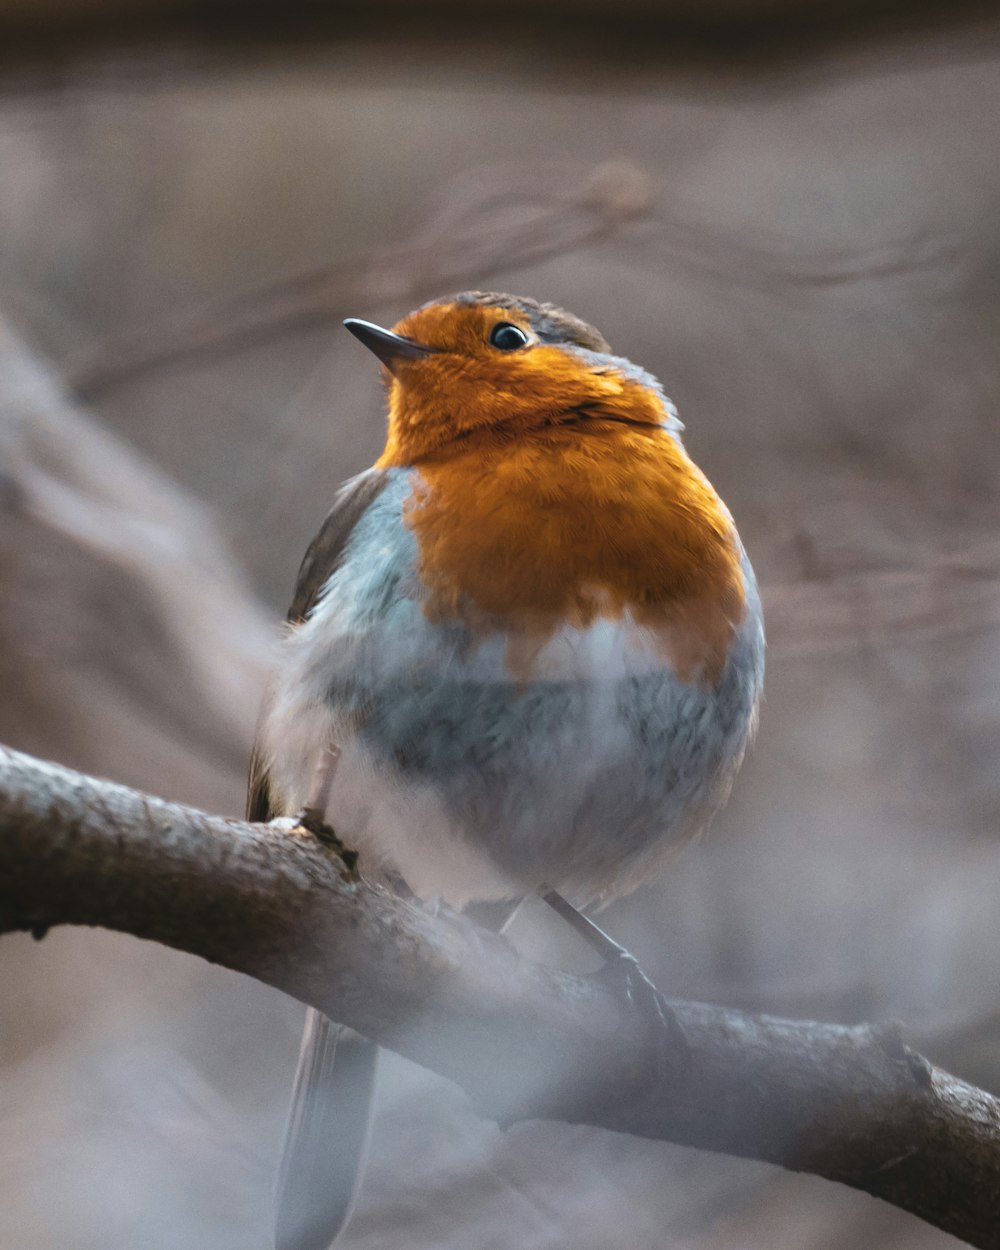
[2,743,999,1248]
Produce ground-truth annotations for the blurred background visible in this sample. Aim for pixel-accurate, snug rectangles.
[2,3,999,1247]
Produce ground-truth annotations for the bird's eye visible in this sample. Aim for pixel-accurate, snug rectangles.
[488,322,530,351]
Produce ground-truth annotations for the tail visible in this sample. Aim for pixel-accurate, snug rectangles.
[275,1008,379,1250]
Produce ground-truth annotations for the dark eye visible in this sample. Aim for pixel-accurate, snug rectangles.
[489,322,530,351]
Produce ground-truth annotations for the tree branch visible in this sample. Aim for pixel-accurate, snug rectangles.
[2,743,999,1248]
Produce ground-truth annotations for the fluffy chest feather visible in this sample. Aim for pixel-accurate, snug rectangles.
[390,422,746,684]
[261,466,764,904]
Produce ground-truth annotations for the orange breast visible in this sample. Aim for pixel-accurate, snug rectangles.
[386,420,746,685]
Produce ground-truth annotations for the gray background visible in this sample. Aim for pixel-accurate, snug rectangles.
[2,12,999,1248]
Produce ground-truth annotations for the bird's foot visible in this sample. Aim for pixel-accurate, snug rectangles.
[540,889,690,1078]
[594,946,690,1072]
[291,807,359,876]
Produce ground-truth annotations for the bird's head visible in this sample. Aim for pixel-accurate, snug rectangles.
[344,292,680,465]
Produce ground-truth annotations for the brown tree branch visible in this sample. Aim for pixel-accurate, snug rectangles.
[2,743,999,1248]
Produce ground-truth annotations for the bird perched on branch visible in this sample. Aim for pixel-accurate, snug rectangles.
[247,292,764,1250]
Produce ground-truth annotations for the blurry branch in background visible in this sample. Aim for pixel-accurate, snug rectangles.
[3,744,1000,1250]
[0,311,271,799]
[765,548,1000,655]
[65,158,965,403]
[56,154,1000,657]
[0,0,995,70]
[66,160,653,400]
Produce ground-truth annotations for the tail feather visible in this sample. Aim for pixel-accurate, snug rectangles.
[275,1009,379,1250]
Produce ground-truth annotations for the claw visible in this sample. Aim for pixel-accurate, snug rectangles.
[595,947,690,1067]
[292,807,360,876]
[540,889,690,1072]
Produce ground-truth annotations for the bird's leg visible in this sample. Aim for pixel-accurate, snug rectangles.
[294,746,358,873]
[542,890,689,1065]
[298,744,340,831]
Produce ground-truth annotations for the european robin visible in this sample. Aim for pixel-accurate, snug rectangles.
[248,292,765,1250]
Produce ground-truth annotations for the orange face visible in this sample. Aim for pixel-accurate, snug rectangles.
[375,300,667,467]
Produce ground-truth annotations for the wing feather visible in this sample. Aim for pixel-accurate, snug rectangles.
[245,468,392,822]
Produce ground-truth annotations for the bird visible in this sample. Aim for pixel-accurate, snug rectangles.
[247,291,765,1250]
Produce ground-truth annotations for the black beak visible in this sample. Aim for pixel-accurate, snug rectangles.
[343,318,436,371]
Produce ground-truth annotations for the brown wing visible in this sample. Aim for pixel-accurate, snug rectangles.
[245,468,392,821]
